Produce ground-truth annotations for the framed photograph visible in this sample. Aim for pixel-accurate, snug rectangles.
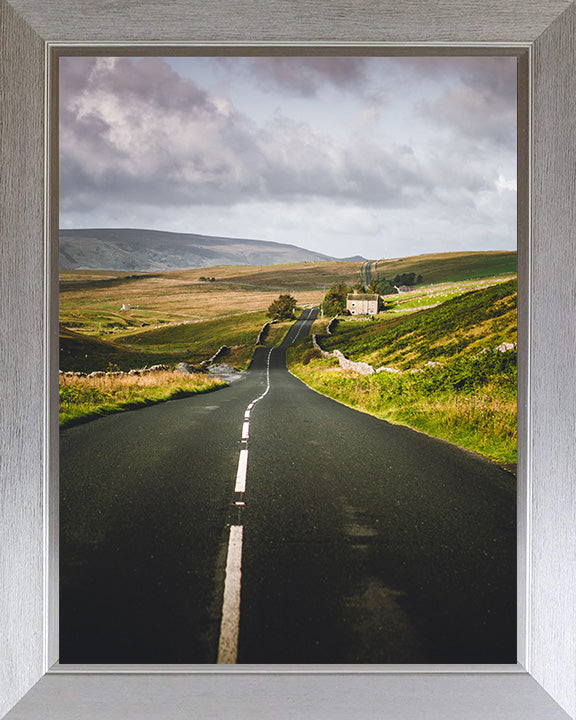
[56,50,520,670]
[1,1,576,719]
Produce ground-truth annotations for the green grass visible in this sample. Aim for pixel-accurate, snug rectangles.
[371,251,517,285]
[289,280,517,466]
[59,326,177,373]
[59,371,226,427]
[290,353,516,465]
[327,279,517,370]
[258,319,296,347]
[60,311,291,372]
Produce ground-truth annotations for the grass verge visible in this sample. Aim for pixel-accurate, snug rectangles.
[288,352,516,466]
[59,371,226,428]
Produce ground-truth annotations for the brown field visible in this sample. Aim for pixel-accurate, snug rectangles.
[59,260,362,338]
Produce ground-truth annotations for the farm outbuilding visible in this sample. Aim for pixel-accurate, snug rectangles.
[346,293,379,315]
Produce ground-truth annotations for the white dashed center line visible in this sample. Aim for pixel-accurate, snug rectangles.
[216,525,244,664]
[234,448,249,493]
[217,309,315,663]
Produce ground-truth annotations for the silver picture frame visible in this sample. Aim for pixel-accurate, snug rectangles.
[1,1,575,718]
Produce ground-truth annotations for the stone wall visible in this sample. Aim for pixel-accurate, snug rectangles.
[256,321,271,344]
[312,335,375,375]
[59,364,169,378]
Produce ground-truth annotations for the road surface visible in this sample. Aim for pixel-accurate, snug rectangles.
[360,259,378,288]
[60,308,516,664]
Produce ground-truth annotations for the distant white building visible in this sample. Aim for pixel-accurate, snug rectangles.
[346,294,379,315]
[121,304,131,310]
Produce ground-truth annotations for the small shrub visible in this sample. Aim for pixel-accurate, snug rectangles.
[300,347,322,365]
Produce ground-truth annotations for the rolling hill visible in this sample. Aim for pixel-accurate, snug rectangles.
[290,279,518,464]
[321,279,517,369]
[59,228,365,271]
[370,251,517,285]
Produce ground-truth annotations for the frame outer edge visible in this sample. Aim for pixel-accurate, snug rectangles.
[531,3,576,718]
[0,0,46,717]
[1,0,576,718]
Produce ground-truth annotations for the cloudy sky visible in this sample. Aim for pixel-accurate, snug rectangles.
[59,55,517,259]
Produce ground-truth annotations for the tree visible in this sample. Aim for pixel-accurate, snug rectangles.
[374,276,395,295]
[267,294,297,321]
[368,278,380,293]
[393,272,417,287]
[322,281,350,315]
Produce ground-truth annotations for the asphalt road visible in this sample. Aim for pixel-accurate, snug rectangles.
[60,308,516,664]
[360,259,378,288]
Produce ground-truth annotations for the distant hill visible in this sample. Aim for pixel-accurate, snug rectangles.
[59,228,363,271]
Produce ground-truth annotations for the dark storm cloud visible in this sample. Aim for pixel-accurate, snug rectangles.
[59,57,431,213]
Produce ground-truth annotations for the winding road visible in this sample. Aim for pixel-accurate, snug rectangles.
[60,308,516,664]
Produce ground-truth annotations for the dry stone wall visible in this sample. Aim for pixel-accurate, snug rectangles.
[59,364,169,378]
[326,317,338,335]
[256,322,271,344]
[312,334,375,375]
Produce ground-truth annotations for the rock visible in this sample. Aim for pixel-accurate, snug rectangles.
[176,362,194,374]
[207,364,246,383]
[496,342,516,353]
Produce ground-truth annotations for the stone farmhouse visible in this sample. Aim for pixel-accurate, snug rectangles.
[346,293,379,315]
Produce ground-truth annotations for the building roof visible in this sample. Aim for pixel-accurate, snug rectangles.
[347,294,379,300]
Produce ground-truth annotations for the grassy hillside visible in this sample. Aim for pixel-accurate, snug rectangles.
[290,279,517,466]
[324,279,517,369]
[61,312,296,372]
[59,252,517,393]
[58,259,360,373]
[59,263,340,340]
[371,251,516,286]
[59,253,517,341]
[117,311,295,369]
[59,327,171,372]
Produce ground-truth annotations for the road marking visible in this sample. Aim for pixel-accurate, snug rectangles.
[216,311,315,664]
[217,525,243,664]
[291,307,314,342]
[235,448,248,492]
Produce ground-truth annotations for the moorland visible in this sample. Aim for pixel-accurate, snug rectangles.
[60,250,517,465]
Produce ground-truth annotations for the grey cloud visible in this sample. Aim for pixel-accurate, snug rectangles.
[59,55,512,232]
[239,57,370,97]
[60,57,435,213]
[404,57,517,147]
[424,87,516,148]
